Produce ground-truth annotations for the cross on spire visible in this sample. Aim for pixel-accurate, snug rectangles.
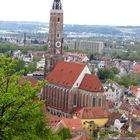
[52,0,62,10]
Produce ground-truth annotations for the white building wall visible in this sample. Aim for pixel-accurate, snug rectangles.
[72,65,91,89]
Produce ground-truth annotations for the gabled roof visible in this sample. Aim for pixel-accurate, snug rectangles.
[79,74,103,92]
[47,61,85,88]
[76,107,109,119]
[56,118,83,132]
[47,114,62,128]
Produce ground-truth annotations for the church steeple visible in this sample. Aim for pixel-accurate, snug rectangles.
[52,0,62,10]
[44,0,64,78]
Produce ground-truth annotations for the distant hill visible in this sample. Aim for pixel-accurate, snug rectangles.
[0,21,48,32]
[0,21,140,36]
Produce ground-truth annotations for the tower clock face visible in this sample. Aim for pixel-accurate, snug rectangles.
[55,41,61,48]
[48,41,51,48]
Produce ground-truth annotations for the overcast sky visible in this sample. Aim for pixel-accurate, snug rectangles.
[0,0,140,25]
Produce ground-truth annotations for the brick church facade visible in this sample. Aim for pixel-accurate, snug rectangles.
[42,0,107,117]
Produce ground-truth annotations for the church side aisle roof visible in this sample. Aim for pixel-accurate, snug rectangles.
[79,74,103,92]
[47,61,85,88]
[76,107,109,119]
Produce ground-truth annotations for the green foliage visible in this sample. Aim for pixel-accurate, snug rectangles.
[116,75,138,87]
[0,55,60,140]
[110,50,140,61]
[33,56,41,62]
[0,42,17,53]
[99,130,113,140]
[24,62,36,74]
[97,69,113,81]
[110,67,120,75]
[127,131,136,137]
[15,59,26,72]
[57,128,72,140]
[97,67,119,82]
[0,42,48,54]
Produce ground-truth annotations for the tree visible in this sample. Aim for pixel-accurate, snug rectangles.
[0,55,60,140]
[110,67,119,75]
[24,62,36,74]
[57,128,72,140]
[117,75,138,88]
[97,68,115,81]
[97,67,120,82]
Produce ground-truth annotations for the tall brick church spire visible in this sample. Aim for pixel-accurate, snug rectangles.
[44,0,64,78]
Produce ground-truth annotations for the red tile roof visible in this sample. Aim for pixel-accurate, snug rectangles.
[47,114,62,128]
[132,110,140,117]
[71,135,90,140]
[79,74,103,92]
[130,86,140,97]
[47,61,85,88]
[119,103,132,111]
[76,107,109,119]
[132,64,140,74]
[60,118,83,132]
[20,76,38,87]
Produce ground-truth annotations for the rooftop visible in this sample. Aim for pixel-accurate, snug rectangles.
[47,61,85,88]
[79,74,103,92]
[20,76,38,87]
[76,107,109,119]
[56,118,83,132]
[132,64,140,74]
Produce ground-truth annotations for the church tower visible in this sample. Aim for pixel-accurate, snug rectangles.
[45,0,64,77]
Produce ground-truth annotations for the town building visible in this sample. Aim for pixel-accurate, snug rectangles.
[65,40,104,54]
[64,52,89,63]
[104,82,124,102]
[73,107,109,128]
[43,61,107,117]
[54,118,85,137]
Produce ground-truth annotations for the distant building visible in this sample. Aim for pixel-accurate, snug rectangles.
[37,57,45,69]
[98,61,105,69]
[126,86,140,105]
[104,82,123,101]
[65,40,104,54]
[64,52,89,63]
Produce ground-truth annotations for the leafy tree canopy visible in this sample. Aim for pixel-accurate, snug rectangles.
[116,75,138,88]
[0,55,61,140]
